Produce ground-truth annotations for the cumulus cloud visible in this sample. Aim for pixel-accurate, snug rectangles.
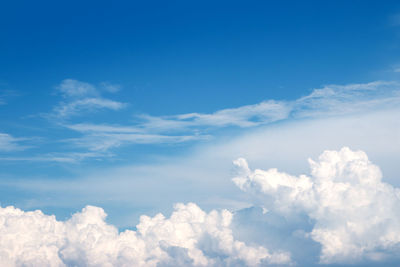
[0,203,290,267]
[233,147,400,264]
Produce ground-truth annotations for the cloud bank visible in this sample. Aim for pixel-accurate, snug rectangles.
[0,203,290,267]
[2,147,400,266]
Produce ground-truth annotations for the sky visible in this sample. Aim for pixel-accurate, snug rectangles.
[1,1,400,266]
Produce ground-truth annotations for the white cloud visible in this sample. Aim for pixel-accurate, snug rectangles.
[99,82,121,93]
[65,123,142,133]
[58,80,400,154]
[0,133,27,152]
[67,133,209,152]
[54,98,125,118]
[0,152,108,163]
[137,100,291,131]
[4,107,400,228]
[0,203,291,267]
[64,123,210,151]
[57,79,98,98]
[50,79,126,119]
[133,81,400,133]
[233,147,400,264]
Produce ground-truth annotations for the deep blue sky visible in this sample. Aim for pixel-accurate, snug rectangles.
[1,0,400,116]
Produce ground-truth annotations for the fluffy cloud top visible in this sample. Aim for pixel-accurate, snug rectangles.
[233,147,400,263]
[0,203,290,267]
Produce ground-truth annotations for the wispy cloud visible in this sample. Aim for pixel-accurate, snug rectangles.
[67,133,210,152]
[49,79,126,119]
[57,79,98,98]
[0,151,108,163]
[293,81,400,117]
[130,81,400,134]
[0,89,19,105]
[99,81,121,93]
[54,97,125,118]
[137,100,291,131]
[60,80,400,154]
[7,80,398,162]
[0,133,29,152]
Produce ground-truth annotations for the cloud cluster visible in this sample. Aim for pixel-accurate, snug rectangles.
[233,147,400,263]
[0,203,290,267]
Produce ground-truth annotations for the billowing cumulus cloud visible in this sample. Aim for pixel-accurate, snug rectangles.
[233,147,400,264]
[0,202,290,267]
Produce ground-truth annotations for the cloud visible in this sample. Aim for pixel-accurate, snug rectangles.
[233,147,400,264]
[3,107,400,229]
[99,82,121,93]
[134,81,400,133]
[65,123,142,133]
[58,80,400,155]
[50,79,126,119]
[57,79,98,98]
[63,123,210,152]
[0,88,20,106]
[3,147,400,266]
[67,133,210,152]
[137,100,291,131]
[0,152,108,163]
[0,133,28,152]
[54,98,125,118]
[0,202,290,267]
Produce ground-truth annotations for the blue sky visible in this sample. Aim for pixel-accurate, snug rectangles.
[1,1,400,266]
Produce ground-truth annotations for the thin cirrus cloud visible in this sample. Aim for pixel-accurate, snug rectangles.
[0,152,109,163]
[66,132,210,152]
[50,79,126,119]
[61,80,400,153]
[0,133,28,152]
[136,80,400,132]
[2,80,396,162]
